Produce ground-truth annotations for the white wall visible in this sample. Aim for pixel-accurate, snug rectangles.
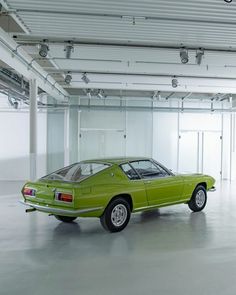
[0,93,235,182]
[78,106,235,181]
[0,108,47,181]
[47,110,64,173]
[153,112,178,171]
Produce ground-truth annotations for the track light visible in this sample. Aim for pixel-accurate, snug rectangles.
[172,78,178,88]
[211,99,214,112]
[86,89,92,99]
[152,91,161,100]
[82,73,90,84]
[152,91,157,100]
[97,89,104,99]
[65,72,72,84]
[180,48,189,64]
[39,42,49,58]
[196,49,204,65]
[13,101,19,109]
[65,43,74,59]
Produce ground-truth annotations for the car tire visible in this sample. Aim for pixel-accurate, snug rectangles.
[54,215,77,223]
[100,198,131,232]
[188,185,207,212]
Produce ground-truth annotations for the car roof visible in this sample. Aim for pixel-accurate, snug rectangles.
[82,157,151,165]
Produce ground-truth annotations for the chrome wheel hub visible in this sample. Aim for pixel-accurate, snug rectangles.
[196,190,206,208]
[111,204,127,227]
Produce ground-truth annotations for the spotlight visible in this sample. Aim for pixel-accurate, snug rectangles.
[172,78,178,88]
[13,101,19,109]
[65,43,74,59]
[224,0,232,3]
[86,89,91,99]
[152,91,157,100]
[196,48,204,65]
[211,99,214,112]
[180,48,189,64]
[65,72,72,84]
[97,89,104,99]
[39,42,49,58]
[82,73,90,84]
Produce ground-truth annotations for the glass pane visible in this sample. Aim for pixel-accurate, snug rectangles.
[120,163,140,180]
[42,162,110,182]
[130,160,162,179]
[154,163,170,176]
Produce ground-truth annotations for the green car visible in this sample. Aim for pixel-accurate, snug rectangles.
[20,157,215,232]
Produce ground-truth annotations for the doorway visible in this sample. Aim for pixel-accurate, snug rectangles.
[178,130,222,180]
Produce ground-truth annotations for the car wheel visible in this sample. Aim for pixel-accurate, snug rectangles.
[54,215,77,223]
[100,198,131,232]
[188,185,207,212]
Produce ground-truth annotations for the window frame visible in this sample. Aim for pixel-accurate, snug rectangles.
[126,159,174,180]
[120,162,141,181]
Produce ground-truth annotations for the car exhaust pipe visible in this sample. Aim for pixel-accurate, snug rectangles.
[25,208,36,213]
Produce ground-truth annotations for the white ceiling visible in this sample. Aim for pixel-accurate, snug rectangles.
[2,0,236,102]
[5,0,236,49]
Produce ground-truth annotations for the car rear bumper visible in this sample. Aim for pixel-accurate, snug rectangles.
[19,199,103,216]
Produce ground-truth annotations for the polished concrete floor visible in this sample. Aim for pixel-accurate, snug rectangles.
[1,180,236,295]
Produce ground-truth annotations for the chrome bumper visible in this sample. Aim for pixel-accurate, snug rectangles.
[209,186,216,192]
[19,200,102,216]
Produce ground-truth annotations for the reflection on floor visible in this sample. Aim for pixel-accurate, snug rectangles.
[0,180,236,295]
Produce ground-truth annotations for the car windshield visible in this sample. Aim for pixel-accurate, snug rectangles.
[41,162,110,182]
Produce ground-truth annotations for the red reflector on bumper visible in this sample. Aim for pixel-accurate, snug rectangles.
[56,193,73,203]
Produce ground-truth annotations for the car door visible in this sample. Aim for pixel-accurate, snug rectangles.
[130,160,184,206]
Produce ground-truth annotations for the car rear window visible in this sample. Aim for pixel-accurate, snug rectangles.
[41,162,110,182]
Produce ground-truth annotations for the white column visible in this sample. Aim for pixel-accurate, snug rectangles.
[64,108,70,166]
[29,79,37,180]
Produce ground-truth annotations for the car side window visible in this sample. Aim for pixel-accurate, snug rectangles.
[120,163,140,180]
[130,160,168,179]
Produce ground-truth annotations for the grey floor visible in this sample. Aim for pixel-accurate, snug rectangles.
[1,180,236,295]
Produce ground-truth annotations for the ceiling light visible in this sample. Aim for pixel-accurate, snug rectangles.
[172,78,178,88]
[86,89,91,99]
[39,42,49,58]
[82,73,90,84]
[152,91,157,100]
[65,43,74,59]
[180,48,189,64]
[211,99,214,112]
[224,0,232,3]
[97,89,104,99]
[13,101,19,109]
[65,72,72,84]
[196,49,204,65]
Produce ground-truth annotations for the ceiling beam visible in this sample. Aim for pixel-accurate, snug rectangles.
[63,73,236,94]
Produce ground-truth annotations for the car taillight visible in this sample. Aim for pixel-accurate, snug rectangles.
[23,187,36,196]
[56,193,73,203]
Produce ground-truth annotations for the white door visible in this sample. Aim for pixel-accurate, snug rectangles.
[179,131,199,174]
[202,132,222,180]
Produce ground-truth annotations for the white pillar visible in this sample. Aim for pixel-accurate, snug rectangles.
[64,108,69,166]
[29,79,37,180]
